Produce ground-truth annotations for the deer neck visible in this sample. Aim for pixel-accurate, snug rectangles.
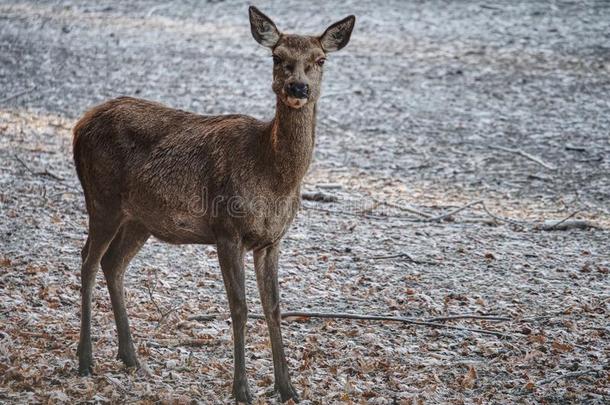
[266,99,316,189]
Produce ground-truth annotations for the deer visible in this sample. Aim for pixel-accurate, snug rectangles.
[72,6,355,403]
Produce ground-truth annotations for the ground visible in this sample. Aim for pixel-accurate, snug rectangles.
[1,0,609,403]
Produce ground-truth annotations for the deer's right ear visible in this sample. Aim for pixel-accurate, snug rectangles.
[249,6,280,48]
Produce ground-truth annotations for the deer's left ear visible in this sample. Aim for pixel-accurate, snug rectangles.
[319,15,356,52]
[249,6,281,48]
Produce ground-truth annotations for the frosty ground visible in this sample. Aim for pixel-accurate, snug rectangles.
[1,0,609,403]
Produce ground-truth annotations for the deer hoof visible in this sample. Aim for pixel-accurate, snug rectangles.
[78,364,94,376]
[233,383,253,404]
[117,352,139,368]
[78,352,94,377]
[277,382,299,403]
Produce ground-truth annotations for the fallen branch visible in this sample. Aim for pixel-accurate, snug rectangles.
[147,338,218,348]
[145,269,181,327]
[262,312,512,337]
[368,252,440,266]
[478,201,526,225]
[429,200,483,222]
[14,155,64,181]
[538,213,600,231]
[427,200,590,230]
[489,145,556,170]
[564,143,588,152]
[0,86,36,104]
[536,368,601,386]
[541,210,579,230]
[104,375,128,394]
[426,314,512,322]
[302,205,389,220]
[187,314,216,322]
[307,197,602,231]
[189,311,512,338]
[372,197,432,218]
[146,4,171,18]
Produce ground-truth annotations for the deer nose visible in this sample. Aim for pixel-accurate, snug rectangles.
[285,82,309,99]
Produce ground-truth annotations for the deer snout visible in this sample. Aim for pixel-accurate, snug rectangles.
[285,82,309,99]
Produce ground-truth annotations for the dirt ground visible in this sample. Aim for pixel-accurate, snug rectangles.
[1,0,609,403]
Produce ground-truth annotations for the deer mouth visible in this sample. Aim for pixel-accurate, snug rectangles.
[285,97,307,109]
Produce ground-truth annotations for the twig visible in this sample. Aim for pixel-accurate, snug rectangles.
[372,197,432,218]
[145,269,181,327]
[426,314,512,322]
[489,145,556,170]
[429,200,483,222]
[148,338,216,348]
[187,314,216,322]
[302,205,390,220]
[538,210,600,231]
[565,144,588,152]
[540,219,600,231]
[480,4,502,10]
[428,200,527,226]
[457,217,499,225]
[544,210,579,230]
[146,4,171,18]
[265,312,512,337]
[14,155,64,181]
[0,86,36,104]
[308,197,600,231]
[536,369,601,386]
[104,375,128,394]
[190,311,512,338]
[478,201,527,225]
[368,252,440,265]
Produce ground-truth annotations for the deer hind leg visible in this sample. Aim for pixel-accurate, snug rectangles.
[216,237,252,404]
[100,221,150,368]
[77,215,123,376]
[254,244,299,403]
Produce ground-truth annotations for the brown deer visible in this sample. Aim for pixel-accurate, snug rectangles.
[72,6,355,403]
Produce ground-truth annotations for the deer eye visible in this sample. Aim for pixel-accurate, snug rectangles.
[316,57,326,66]
[272,55,282,65]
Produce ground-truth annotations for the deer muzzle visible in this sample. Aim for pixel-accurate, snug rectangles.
[285,82,309,99]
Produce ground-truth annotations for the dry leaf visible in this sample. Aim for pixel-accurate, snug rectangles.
[551,340,573,353]
[461,365,477,389]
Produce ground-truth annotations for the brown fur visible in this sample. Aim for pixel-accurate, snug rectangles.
[73,6,354,404]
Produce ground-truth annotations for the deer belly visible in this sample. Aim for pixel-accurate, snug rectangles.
[128,207,215,244]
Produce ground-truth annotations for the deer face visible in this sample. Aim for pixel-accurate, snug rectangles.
[249,7,355,109]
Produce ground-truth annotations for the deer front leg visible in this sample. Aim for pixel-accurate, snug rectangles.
[217,238,252,404]
[254,243,299,403]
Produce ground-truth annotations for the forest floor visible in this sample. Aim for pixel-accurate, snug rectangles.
[1,0,609,403]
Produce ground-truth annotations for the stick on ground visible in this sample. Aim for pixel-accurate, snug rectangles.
[536,369,601,386]
[489,145,556,170]
[14,155,64,181]
[429,200,483,222]
[372,197,432,218]
[0,86,36,104]
[369,252,440,265]
[189,311,513,338]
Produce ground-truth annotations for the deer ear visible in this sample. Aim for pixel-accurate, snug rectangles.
[249,6,281,48]
[319,15,355,52]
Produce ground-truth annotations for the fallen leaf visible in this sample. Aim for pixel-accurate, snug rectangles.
[551,340,573,353]
[461,365,477,389]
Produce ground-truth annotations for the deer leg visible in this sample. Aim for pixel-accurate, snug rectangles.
[254,244,299,403]
[77,218,122,376]
[217,237,251,404]
[101,221,150,368]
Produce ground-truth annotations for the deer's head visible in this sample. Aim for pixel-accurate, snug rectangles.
[249,6,355,109]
